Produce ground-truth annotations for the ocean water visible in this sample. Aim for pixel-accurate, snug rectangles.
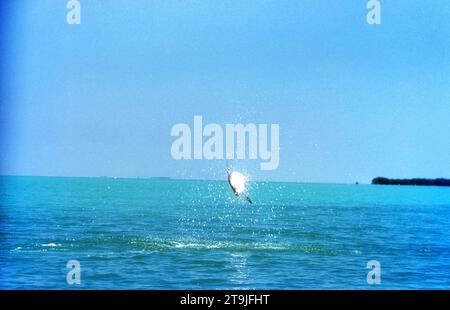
[0,175,449,289]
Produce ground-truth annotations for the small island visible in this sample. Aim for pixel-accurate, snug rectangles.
[372,177,450,187]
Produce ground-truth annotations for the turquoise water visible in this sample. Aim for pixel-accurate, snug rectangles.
[1,176,449,289]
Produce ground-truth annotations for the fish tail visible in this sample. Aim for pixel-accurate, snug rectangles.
[243,195,252,204]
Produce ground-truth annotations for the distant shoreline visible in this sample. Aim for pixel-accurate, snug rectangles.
[4,174,450,187]
[372,177,450,187]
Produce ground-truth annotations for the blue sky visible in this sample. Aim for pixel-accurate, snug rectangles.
[1,0,450,183]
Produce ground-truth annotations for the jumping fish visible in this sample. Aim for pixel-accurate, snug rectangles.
[227,170,252,204]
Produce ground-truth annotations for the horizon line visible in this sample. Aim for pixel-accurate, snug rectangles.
[0,173,366,185]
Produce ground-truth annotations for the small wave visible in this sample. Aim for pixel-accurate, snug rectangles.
[352,249,362,255]
[41,243,60,248]
[135,238,332,253]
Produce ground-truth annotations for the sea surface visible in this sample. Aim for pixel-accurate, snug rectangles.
[1,176,449,289]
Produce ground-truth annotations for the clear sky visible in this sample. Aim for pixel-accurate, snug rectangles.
[1,0,450,183]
